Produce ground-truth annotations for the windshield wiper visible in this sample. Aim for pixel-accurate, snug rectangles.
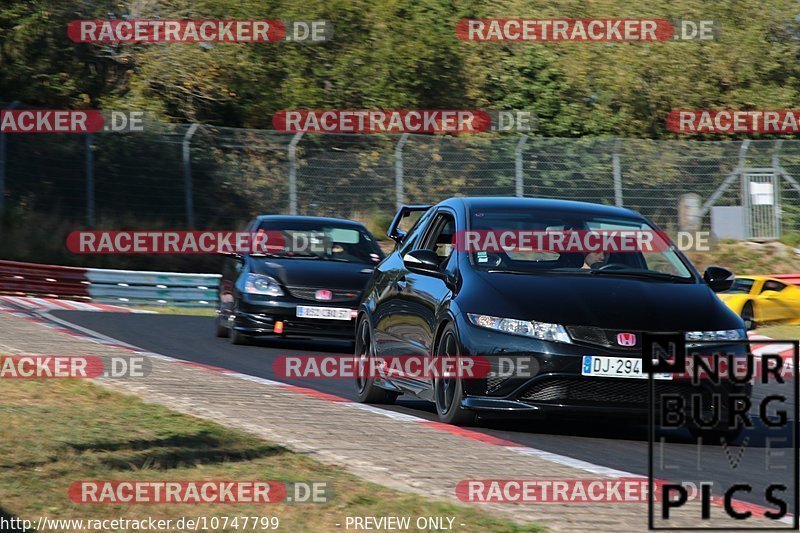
[485,269,586,275]
[250,252,320,259]
[485,268,693,282]
[586,269,694,282]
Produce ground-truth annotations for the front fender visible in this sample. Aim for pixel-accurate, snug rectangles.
[718,294,748,315]
[431,300,461,356]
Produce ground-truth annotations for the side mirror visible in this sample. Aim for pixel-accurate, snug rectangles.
[704,266,734,292]
[403,249,443,275]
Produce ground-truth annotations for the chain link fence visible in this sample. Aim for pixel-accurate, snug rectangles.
[4,115,800,244]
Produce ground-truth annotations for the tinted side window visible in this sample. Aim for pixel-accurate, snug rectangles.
[762,280,786,293]
[421,214,455,261]
[724,278,755,294]
[399,210,435,254]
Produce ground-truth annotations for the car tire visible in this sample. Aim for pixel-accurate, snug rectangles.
[354,317,399,404]
[214,314,230,338]
[741,302,756,331]
[230,327,251,346]
[433,323,476,426]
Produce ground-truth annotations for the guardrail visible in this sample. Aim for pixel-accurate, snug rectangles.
[0,260,220,307]
[3,259,799,308]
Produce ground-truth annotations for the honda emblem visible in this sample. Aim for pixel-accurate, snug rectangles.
[315,289,333,301]
[617,332,637,346]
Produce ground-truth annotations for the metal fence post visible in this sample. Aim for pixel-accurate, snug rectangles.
[515,134,528,198]
[698,140,750,222]
[772,140,783,238]
[0,101,21,216]
[775,139,800,196]
[395,133,409,209]
[612,138,623,207]
[182,124,199,228]
[288,132,304,215]
[85,133,95,228]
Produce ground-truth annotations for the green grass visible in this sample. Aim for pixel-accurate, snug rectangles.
[129,305,216,316]
[0,378,544,532]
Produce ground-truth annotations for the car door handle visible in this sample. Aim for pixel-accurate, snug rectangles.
[396,277,407,291]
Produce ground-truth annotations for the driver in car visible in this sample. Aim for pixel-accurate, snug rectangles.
[583,250,608,269]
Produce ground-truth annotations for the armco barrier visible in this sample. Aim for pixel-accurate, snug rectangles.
[4,259,798,308]
[0,260,220,307]
[0,260,90,298]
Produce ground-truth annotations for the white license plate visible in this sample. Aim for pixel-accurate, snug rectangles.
[581,356,672,380]
[296,306,352,321]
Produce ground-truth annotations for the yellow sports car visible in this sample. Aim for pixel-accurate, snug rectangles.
[718,275,800,330]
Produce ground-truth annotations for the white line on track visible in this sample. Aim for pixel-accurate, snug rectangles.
[343,402,427,422]
[505,446,641,478]
[225,372,290,387]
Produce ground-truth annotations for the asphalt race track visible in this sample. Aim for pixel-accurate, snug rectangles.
[51,310,797,512]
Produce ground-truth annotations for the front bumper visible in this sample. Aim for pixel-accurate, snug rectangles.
[233,296,357,340]
[454,320,752,420]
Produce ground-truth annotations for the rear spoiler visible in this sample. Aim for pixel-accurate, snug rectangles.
[387,205,432,243]
[769,274,800,286]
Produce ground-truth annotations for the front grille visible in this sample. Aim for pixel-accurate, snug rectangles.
[518,378,687,404]
[287,287,360,302]
[567,326,640,351]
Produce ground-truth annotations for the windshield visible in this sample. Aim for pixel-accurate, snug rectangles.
[468,208,694,280]
[722,278,755,294]
[255,221,384,264]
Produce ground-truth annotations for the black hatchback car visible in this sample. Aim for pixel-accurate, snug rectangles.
[216,215,384,344]
[356,198,749,430]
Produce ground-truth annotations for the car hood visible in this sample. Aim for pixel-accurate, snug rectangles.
[249,258,375,289]
[472,271,743,331]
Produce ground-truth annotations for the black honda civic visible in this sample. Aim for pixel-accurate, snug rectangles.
[356,197,750,433]
[216,215,384,344]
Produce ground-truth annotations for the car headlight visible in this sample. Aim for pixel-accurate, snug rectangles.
[244,273,284,296]
[468,313,572,343]
[685,329,746,342]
